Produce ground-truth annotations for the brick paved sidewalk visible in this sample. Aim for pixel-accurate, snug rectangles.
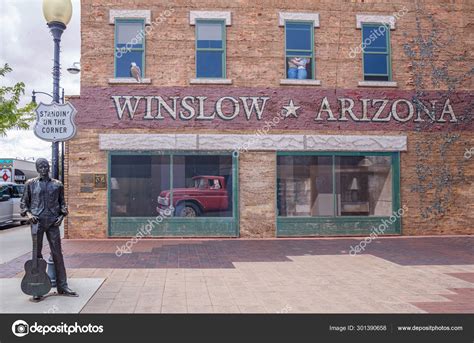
[1,236,473,313]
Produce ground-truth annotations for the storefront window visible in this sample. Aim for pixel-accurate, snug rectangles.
[277,156,333,216]
[171,155,233,217]
[110,155,170,217]
[335,156,392,216]
[110,153,233,219]
[277,154,394,217]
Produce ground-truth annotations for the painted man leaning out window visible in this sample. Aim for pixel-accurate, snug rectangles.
[287,57,310,79]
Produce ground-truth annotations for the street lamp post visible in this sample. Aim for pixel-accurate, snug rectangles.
[42,0,73,180]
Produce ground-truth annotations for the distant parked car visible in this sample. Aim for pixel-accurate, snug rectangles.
[0,182,27,226]
[157,176,229,217]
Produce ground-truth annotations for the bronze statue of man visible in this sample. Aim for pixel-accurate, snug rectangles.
[20,158,77,299]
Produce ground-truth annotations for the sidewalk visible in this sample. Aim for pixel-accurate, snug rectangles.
[0,224,63,264]
[1,235,473,313]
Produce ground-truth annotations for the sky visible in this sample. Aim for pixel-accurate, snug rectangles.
[0,0,81,160]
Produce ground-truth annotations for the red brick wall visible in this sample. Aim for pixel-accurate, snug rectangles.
[80,0,473,90]
[64,0,474,238]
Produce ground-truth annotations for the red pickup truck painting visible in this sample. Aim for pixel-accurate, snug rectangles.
[156,176,229,217]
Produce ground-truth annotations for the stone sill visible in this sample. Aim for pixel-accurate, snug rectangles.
[190,78,233,85]
[358,81,398,88]
[280,79,322,86]
[100,133,408,152]
[108,78,151,84]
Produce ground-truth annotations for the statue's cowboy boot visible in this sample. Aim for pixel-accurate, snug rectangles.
[57,286,78,297]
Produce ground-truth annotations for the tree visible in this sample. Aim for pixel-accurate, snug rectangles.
[0,63,35,136]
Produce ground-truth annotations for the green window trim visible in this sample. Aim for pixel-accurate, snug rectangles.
[361,23,392,81]
[284,20,316,80]
[107,150,239,237]
[114,18,146,79]
[195,19,227,79]
[275,151,402,237]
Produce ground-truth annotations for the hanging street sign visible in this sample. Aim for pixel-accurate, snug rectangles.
[34,102,78,142]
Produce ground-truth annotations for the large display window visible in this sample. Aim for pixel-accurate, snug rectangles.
[108,151,238,237]
[277,152,401,236]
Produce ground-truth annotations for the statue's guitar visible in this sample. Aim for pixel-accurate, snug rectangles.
[21,223,51,297]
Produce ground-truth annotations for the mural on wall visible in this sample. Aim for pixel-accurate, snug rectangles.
[411,133,467,220]
[403,1,473,223]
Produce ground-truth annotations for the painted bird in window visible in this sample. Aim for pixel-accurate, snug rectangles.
[130,62,141,83]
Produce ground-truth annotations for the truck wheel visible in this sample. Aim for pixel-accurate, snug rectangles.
[176,202,201,217]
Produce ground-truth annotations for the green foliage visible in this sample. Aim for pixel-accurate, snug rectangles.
[0,63,35,136]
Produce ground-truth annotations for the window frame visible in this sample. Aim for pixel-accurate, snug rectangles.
[361,23,392,81]
[114,18,146,79]
[276,151,401,236]
[107,150,239,237]
[284,20,315,80]
[195,19,227,79]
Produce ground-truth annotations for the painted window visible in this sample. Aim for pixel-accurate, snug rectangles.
[114,19,145,78]
[196,20,226,78]
[362,23,391,81]
[285,21,314,80]
[277,154,394,217]
[110,154,233,218]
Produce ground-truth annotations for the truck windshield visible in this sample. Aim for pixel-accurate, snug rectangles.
[194,178,207,189]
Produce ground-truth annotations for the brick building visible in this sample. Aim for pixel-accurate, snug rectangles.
[67,0,473,239]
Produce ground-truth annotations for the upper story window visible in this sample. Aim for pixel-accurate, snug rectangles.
[279,12,320,85]
[361,23,391,81]
[196,20,226,78]
[285,21,314,80]
[114,19,145,79]
[108,10,151,84]
[189,11,232,84]
[356,14,396,87]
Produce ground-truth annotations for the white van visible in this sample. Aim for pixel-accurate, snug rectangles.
[0,182,27,226]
